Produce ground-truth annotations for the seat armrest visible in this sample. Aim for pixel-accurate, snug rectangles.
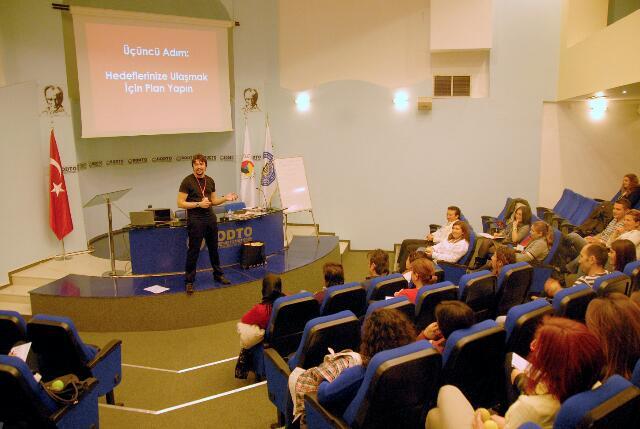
[264,347,291,378]
[429,224,441,233]
[560,221,577,234]
[304,392,350,429]
[536,206,551,219]
[87,340,122,369]
[436,261,468,270]
[50,377,99,422]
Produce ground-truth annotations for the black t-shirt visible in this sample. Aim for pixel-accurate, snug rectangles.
[179,174,215,217]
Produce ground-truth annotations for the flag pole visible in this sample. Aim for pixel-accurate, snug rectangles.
[54,237,72,261]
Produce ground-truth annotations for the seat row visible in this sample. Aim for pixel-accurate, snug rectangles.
[260,303,640,428]
[535,188,601,232]
[0,311,122,404]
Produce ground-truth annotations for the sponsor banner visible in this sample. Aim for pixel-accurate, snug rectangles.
[220,154,235,161]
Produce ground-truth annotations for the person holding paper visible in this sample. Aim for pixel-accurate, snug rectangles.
[178,154,238,294]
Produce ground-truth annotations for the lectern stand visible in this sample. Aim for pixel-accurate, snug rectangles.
[84,188,131,277]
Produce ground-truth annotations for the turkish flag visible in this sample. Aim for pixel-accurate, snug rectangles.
[49,129,73,240]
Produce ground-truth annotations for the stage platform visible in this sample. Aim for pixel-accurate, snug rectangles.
[29,235,340,332]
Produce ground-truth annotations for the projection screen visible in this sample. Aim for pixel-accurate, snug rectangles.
[71,6,233,138]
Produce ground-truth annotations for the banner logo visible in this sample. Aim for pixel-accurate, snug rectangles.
[217,227,253,248]
[241,160,254,177]
[261,152,275,186]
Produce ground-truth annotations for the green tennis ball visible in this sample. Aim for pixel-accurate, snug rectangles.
[484,420,499,429]
[477,408,491,422]
[51,380,64,392]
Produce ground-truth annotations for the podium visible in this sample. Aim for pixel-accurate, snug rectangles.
[84,188,131,276]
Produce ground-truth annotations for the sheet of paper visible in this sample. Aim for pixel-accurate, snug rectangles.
[9,342,31,362]
[144,285,170,294]
[403,271,412,282]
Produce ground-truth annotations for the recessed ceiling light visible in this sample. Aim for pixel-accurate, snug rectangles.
[595,91,604,97]
[622,90,627,94]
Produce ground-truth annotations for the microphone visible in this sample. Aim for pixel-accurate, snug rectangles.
[256,187,269,210]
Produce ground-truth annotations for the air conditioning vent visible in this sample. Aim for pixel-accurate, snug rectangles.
[434,75,452,97]
[452,76,471,96]
[433,75,471,97]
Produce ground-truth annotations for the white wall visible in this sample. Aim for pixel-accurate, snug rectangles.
[431,0,493,51]
[0,0,87,285]
[0,83,61,284]
[539,101,640,207]
[231,0,562,249]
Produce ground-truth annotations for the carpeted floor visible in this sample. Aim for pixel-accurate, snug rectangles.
[79,247,391,428]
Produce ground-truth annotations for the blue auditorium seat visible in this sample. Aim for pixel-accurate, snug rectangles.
[305,340,441,429]
[552,283,596,322]
[623,260,640,295]
[319,282,367,317]
[27,314,122,405]
[504,299,553,357]
[495,262,533,316]
[0,354,99,428]
[458,270,496,321]
[0,310,27,354]
[365,296,415,322]
[264,310,360,427]
[441,320,507,408]
[414,281,458,331]
[481,197,512,233]
[252,292,321,379]
[554,375,640,429]
[591,271,631,296]
[365,273,407,302]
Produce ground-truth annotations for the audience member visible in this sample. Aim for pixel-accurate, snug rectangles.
[290,308,415,424]
[488,245,517,276]
[396,206,461,271]
[401,249,429,282]
[426,317,604,429]
[417,300,474,353]
[235,274,285,378]
[544,243,610,298]
[475,206,532,265]
[631,291,640,308]
[425,220,471,263]
[365,249,389,279]
[586,293,640,380]
[607,209,640,258]
[314,262,345,304]
[564,199,629,272]
[395,258,437,303]
[617,173,640,207]
[515,221,553,264]
[609,239,637,272]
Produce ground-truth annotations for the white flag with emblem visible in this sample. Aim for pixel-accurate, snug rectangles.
[260,123,277,207]
[239,123,256,207]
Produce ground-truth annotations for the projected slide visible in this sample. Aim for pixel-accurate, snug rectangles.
[72,7,232,138]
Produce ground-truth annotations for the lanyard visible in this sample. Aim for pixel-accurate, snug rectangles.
[195,175,207,199]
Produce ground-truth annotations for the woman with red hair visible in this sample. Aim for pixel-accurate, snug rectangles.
[426,317,605,429]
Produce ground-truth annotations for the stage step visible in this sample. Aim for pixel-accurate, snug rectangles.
[0,299,32,316]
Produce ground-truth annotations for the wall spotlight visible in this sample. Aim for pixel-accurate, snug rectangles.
[295,92,311,112]
[588,96,607,121]
[393,90,410,110]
